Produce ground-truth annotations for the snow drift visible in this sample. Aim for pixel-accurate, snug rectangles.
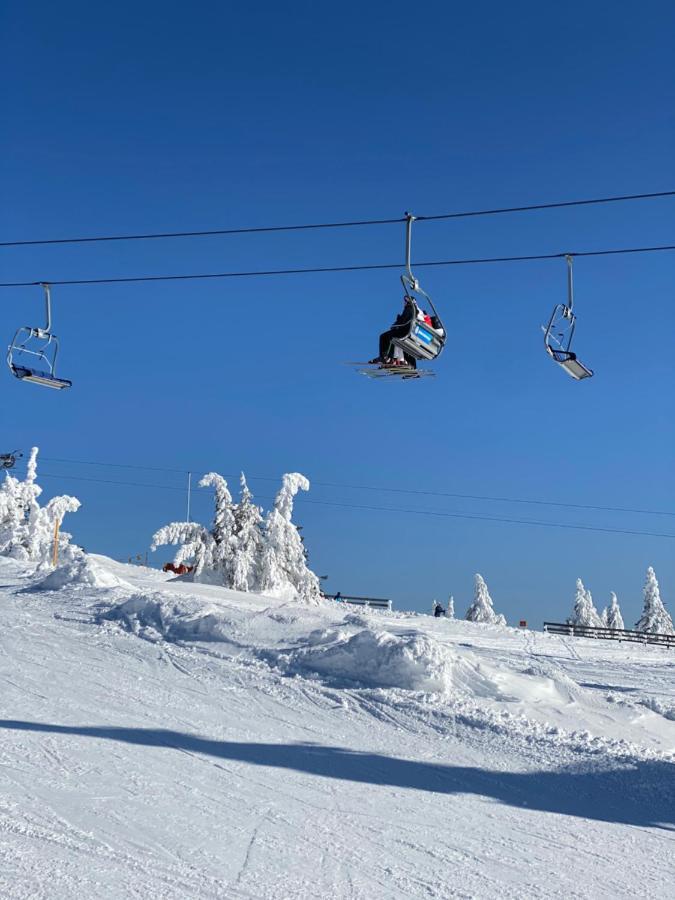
[36,552,132,591]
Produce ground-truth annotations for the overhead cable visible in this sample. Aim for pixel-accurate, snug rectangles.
[12,468,675,540]
[1,243,674,289]
[1,190,673,248]
[36,456,675,518]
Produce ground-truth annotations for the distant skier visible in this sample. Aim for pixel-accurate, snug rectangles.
[433,600,446,618]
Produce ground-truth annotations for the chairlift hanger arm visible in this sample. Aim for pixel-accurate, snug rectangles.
[401,212,443,324]
[565,254,574,314]
[39,283,52,335]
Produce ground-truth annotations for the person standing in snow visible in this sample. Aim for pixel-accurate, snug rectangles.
[433,600,446,618]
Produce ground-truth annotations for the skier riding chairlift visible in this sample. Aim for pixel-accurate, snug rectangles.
[369,213,446,373]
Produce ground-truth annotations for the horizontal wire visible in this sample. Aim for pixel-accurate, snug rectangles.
[2,244,674,289]
[41,455,189,474]
[31,457,675,518]
[1,190,673,248]
[10,468,675,539]
[294,496,675,540]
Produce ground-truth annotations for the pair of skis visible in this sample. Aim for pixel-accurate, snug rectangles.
[345,362,434,380]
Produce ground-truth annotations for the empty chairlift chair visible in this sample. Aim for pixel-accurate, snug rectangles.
[7,283,72,389]
[543,255,593,381]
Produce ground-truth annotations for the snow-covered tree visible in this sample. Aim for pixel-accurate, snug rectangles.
[199,472,236,582]
[465,574,506,625]
[259,473,321,603]
[152,472,236,584]
[635,567,674,635]
[152,469,320,602]
[605,592,625,631]
[230,473,264,592]
[151,520,211,576]
[569,578,603,627]
[447,596,455,619]
[0,447,80,565]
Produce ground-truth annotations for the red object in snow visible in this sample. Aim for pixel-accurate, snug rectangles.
[163,562,194,575]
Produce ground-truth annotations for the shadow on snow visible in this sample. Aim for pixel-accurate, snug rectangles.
[0,719,673,830]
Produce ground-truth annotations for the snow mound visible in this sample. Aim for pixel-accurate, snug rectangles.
[281,628,454,691]
[36,553,132,591]
[103,591,237,643]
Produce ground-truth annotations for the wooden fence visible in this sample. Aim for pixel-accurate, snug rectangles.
[543,621,675,649]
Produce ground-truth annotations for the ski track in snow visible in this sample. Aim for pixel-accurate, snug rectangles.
[0,555,673,899]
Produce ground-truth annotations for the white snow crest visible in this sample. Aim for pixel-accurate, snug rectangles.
[36,552,131,590]
[280,627,456,692]
[103,591,236,643]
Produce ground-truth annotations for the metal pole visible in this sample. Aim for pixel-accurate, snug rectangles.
[186,471,192,522]
[565,254,574,311]
[41,283,53,333]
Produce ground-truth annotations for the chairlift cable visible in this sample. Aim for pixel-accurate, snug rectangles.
[8,466,675,540]
[11,463,675,520]
[32,455,675,517]
[1,190,673,248]
[1,243,674,289]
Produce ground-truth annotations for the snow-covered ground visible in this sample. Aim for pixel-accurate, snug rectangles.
[0,555,673,899]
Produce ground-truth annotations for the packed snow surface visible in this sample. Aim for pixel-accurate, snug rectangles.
[0,555,673,899]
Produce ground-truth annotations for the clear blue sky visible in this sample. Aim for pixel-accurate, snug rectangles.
[2,1,674,624]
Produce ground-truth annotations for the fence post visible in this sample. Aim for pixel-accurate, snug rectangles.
[52,518,61,567]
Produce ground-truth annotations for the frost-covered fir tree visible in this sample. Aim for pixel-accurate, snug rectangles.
[0,447,80,564]
[199,472,236,582]
[570,578,603,627]
[447,596,455,618]
[230,473,264,592]
[259,473,321,603]
[635,567,674,635]
[605,592,625,631]
[152,472,236,584]
[465,574,506,625]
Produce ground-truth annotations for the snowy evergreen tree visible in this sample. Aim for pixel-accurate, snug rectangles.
[153,469,320,601]
[600,606,608,627]
[447,596,455,619]
[151,521,212,576]
[465,574,506,625]
[0,447,80,564]
[152,472,236,583]
[635,567,674,635]
[230,473,264,592]
[199,472,236,582]
[259,473,321,603]
[570,578,603,627]
[605,592,625,631]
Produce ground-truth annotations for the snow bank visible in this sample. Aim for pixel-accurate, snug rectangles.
[281,628,456,692]
[103,591,237,643]
[36,553,132,591]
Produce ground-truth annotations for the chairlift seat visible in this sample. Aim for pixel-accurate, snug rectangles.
[10,364,72,390]
[391,302,446,362]
[547,349,593,381]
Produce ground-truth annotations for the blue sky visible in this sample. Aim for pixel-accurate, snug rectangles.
[2,1,674,624]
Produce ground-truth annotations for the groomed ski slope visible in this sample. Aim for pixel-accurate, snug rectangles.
[0,555,673,899]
